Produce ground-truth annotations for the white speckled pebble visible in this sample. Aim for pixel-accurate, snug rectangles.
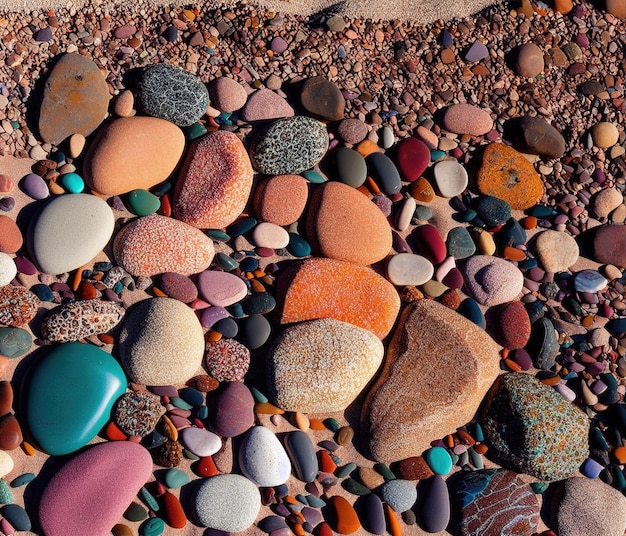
[0,253,17,287]
[0,451,14,478]
[239,425,292,487]
[396,197,416,232]
[381,479,418,512]
[433,160,468,198]
[180,427,222,457]
[386,253,434,286]
[252,222,290,249]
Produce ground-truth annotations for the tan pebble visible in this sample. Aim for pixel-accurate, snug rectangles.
[475,229,496,255]
[416,125,438,149]
[114,90,134,117]
[359,466,385,489]
[421,279,447,298]
[591,122,619,149]
[604,264,623,281]
[49,182,65,195]
[336,426,354,446]
[580,381,598,406]
[69,133,86,158]
[291,411,310,431]
[612,204,626,224]
[0,174,14,193]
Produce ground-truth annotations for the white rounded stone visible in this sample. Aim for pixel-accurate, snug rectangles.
[0,253,17,287]
[433,160,468,198]
[0,451,14,478]
[252,222,290,249]
[386,253,434,286]
[180,427,222,457]
[396,197,416,232]
[238,425,292,487]
[382,126,394,149]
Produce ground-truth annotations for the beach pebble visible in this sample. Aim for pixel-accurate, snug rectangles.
[367,152,401,194]
[477,143,544,210]
[253,174,308,225]
[446,227,476,259]
[127,189,159,216]
[551,477,626,536]
[0,216,22,254]
[113,90,134,117]
[362,300,501,463]
[213,381,255,437]
[594,225,626,267]
[386,253,434,286]
[481,373,589,481]
[591,122,619,148]
[442,103,493,136]
[267,318,384,413]
[450,469,539,536]
[240,88,295,122]
[420,475,450,533]
[192,474,261,531]
[300,76,345,121]
[160,272,198,303]
[593,187,623,218]
[41,299,124,342]
[250,116,328,175]
[173,130,253,229]
[205,338,250,381]
[461,255,524,306]
[239,425,291,487]
[465,39,489,62]
[333,147,367,188]
[113,215,215,277]
[208,77,247,112]
[380,480,417,512]
[533,230,579,272]
[360,494,385,535]
[113,392,162,437]
[396,137,430,181]
[607,0,626,17]
[38,53,110,145]
[25,342,126,455]
[411,224,447,264]
[28,193,114,275]
[329,496,360,534]
[433,160,468,197]
[574,269,607,293]
[83,116,185,196]
[337,118,368,144]
[0,254,16,287]
[196,270,247,307]
[516,116,566,159]
[21,173,48,199]
[38,442,152,536]
[252,222,290,249]
[180,427,221,457]
[118,297,204,385]
[136,64,209,126]
[306,181,392,266]
[0,452,13,478]
[0,285,39,327]
[0,327,31,358]
[495,301,531,349]
[284,431,318,482]
[516,42,544,77]
[526,317,559,370]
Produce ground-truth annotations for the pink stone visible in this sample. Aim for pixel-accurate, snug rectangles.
[196,270,248,307]
[240,89,295,122]
[442,103,493,136]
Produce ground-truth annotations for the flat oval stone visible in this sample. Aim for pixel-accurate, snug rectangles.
[38,53,110,145]
[386,253,434,286]
[243,314,271,350]
[83,117,185,196]
[179,427,221,457]
[2,504,31,532]
[396,137,430,182]
[0,451,13,478]
[516,42,544,77]
[301,76,345,121]
[160,272,197,303]
[495,301,531,350]
[284,430,318,482]
[0,215,23,254]
[474,195,512,226]
[164,468,190,489]
[424,446,453,475]
[594,225,626,267]
[249,116,329,175]
[420,475,451,533]
[412,224,446,264]
[113,215,215,277]
[333,147,367,188]
[367,152,401,195]
[208,77,247,113]
[433,160,468,197]
[526,317,559,370]
[0,327,31,358]
[193,474,261,531]
[516,116,566,159]
[118,297,205,386]
[359,493,385,534]
[61,172,85,194]
[381,479,417,512]
[252,222,290,249]
[196,270,248,307]
[239,426,291,487]
[462,255,524,306]
[533,230,579,272]
[28,193,114,275]
[442,103,493,136]
[0,414,22,450]
[329,496,360,534]
[136,64,209,126]
[173,131,253,229]
[25,342,127,455]
[213,381,255,437]
[21,173,49,200]
[39,442,153,536]
[127,190,160,216]
[253,174,309,226]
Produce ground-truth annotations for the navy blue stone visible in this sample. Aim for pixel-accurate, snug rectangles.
[496,218,527,247]
[458,298,484,328]
[239,257,259,272]
[358,493,385,535]
[526,317,559,370]
[30,283,54,302]
[178,387,205,407]
[213,317,239,338]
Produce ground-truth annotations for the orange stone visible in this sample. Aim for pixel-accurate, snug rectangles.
[385,503,402,536]
[355,139,381,158]
[0,216,23,254]
[105,421,128,441]
[253,174,309,226]
[254,402,285,415]
[554,0,573,14]
[316,522,333,536]
[520,216,537,229]
[476,143,544,210]
[162,491,187,528]
[309,418,326,430]
[613,446,626,464]
[318,450,338,473]
[502,246,526,261]
[329,496,361,534]
[278,257,400,339]
[78,281,98,300]
[410,177,435,203]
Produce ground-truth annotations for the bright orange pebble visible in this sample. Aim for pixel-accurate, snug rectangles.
[410,177,435,203]
[355,139,380,158]
[78,281,98,300]
[539,375,561,387]
[105,421,127,441]
[254,402,285,415]
[502,246,526,261]
[293,523,305,536]
[157,194,171,217]
[474,443,488,455]
[309,418,326,430]
[521,216,538,229]
[206,330,222,343]
[356,185,370,197]
[385,503,402,536]
[71,267,84,291]
[318,450,337,473]
[504,358,522,372]
[251,280,266,293]
[315,522,333,536]
[21,441,36,456]
[162,491,187,528]
[445,434,455,448]
[283,495,299,505]
[98,333,115,345]
[152,287,167,297]
[197,456,218,477]
[329,496,361,534]
[366,177,382,195]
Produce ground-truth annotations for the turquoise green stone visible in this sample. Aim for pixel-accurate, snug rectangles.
[530,482,549,494]
[250,386,268,403]
[305,495,326,508]
[206,229,231,241]
[0,327,32,358]
[323,418,340,432]
[334,462,357,478]
[127,189,161,216]
[139,486,160,512]
[184,122,207,140]
[216,252,239,271]
[140,516,165,536]
[424,446,453,475]
[25,342,127,456]
[373,463,396,480]
[288,233,311,258]
[10,473,35,488]
[170,397,193,410]
[0,480,14,504]
[302,170,325,184]
[342,478,371,496]
[164,468,190,488]
[61,172,85,193]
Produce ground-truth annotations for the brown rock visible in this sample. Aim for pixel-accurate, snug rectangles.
[554,0,573,14]
[0,216,23,254]
[208,77,248,113]
[253,174,309,226]
[594,225,626,267]
[337,118,368,144]
[113,90,134,117]
[590,122,619,148]
[358,466,385,489]
[0,381,13,417]
[361,300,501,463]
[0,414,22,450]
[607,0,626,18]
[516,43,544,78]
[396,456,434,480]
[300,76,345,121]
[516,116,566,159]
[38,53,110,145]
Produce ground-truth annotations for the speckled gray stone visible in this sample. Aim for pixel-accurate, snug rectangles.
[136,64,209,127]
[249,116,329,175]
[380,479,417,512]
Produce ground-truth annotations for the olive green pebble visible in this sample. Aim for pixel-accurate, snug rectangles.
[183,449,200,461]
[139,516,165,536]
[124,502,148,522]
[335,462,357,478]
[0,480,13,504]
[373,463,396,480]
[342,478,371,496]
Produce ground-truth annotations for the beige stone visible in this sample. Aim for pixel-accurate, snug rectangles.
[114,90,134,117]
[591,122,619,149]
[593,187,624,219]
[516,42,544,78]
[607,0,626,18]
[534,230,579,273]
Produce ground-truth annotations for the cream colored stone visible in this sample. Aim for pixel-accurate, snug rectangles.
[591,122,619,149]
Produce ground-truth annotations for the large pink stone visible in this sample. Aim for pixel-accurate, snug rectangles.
[38,441,153,536]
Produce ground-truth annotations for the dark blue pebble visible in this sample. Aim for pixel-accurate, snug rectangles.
[142,429,168,450]
[358,493,385,535]
[239,257,259,272]
[30,283,54,302]
[496,218,527,247]
[228,303,244,318]
[607,318,626,333]
[274,483,289,498]
[285,431,318,482]
[367,152,401,195]
[178,387,204,407]
[243,314,271,349]
[458,298,484,328]
[213,317,238,338]
[228,217,257,237]
[442,28,454,47]
[161,25,178,41]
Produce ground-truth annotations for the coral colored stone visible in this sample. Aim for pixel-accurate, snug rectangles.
[329,496,360,534]
[396,137,430,182]
[253,174,309,226]
[0,415,22,450]
[0,216,22,254]
[162,491,187,528]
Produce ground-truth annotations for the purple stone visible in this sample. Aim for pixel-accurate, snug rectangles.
[200,306,230,328]
[301,507,322,526]
[510,348,532,371]
[465,39,489,62]
[21,173,49,200]
[270,37,288,53]
[148,385,179,398]
[15,256,37,275]
[587,362,606,376]
[34,27,53,42]
[392,231,412,253]
[576,33,590,48]
[0,197,15,211]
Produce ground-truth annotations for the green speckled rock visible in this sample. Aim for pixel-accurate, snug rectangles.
[481,373,589,481]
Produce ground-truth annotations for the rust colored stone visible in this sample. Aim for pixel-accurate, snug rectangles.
[0,414,22,450]
[329,496,361,534]
[396,456,434,480]
[162,491,187,528]
[0,216,23,254]
[0,381,12,417]
[410,177,435,203]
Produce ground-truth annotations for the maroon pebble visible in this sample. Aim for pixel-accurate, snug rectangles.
[160,272,198,303]
[412,224,446,264]
[396,137,430,182]
[496,301,531,349]
[212,381,255,437]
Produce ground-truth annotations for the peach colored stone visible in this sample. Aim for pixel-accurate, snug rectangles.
[607,0,626,18]
[83,117,185,196]
[442,103,493,136]
[0,216,22,254]
[253,174,309,226]
[173,131,253,229]
[306,182,392,266]
[0,175,14,193]
[113,90,134,117]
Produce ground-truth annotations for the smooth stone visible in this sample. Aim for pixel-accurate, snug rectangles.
[38,53,110,145]
[0,381,13,418]
[284,430,318,482]
[306,181,392,266]
[113,215,215,276]
[411,224,446,264]
[136,64,209,126]
[208,77,247,113]
[243,314,271,350]
[196,270,248,307]
[465,39,489,62]
[179,427,221,457]
[288,233,311,257]
[481,373,589,481]
[329,496,360,534]
[574,269,607,293]
[249,116,328,175]
[333,147,367,187]
[118,297,204,386]
[516,42,544,77]
[242,293,276,315]
[396,197,416,232]
[474,195,512,226]
[607,0,626,17]
[594,225,626,267]
[239,426,291,487]
[424,446,453,475]
[59,172,84,194]
[0,216,22,254]
[591,122,619,148]
[21,173,48,199]
[495,301,531,350]
[380,479,417,512]
[526,317,559,370]
[253,174,308,226]
[533,230,579,272]
[516,116,566,159]
[593,187,623,219]
[367,152,402,195]
[446,227,476,259]
[442,103,493,136]
[0,452,13,479]
[240,88,295,122]
[113,90,134,117]
[127,190,160,216]
[386,253,434,286]
[362,300,501,463]
[268,319,384,413]
[25,342,126,455]
[396,137,430,182]
[300,76,345,121]
[83,117,185,196]
[2,504,30,532]
[433,160,468,197]
[458,297,485,328]
[164,468,190,489]
[396,456,434,481]
[139,517,165,536]
[213,381,255,437]
[462,255,523,306]
[173,131,253,229]
[252,222,290,249]
[497,218,527,248]
[359,494,385,534]
[0,254,16,287]
[420,475,450,533]
[337,118,368,145]
[191,474,261,532]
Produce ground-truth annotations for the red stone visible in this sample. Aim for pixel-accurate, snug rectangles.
[197,456,218,477]
[0,414,22,450]
[396,137,430,182]
[0,216,23,254]
[162,491,187,528]
[496,301,531,350]
[396,456,434,480]
[443,268,464,289]
[412,224,446,264]
[0,381,13,417]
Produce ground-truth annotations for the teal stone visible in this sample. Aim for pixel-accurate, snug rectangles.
[527,205,557,218]
[414,205,432,221]
[612,466,626,490]
[228,217,257,237]
[590,427,609,451]
[333,147,367,187]
[430,149,446,161]
[424,446,453,475]
[323,417,340,432]
[60,172,85,193]
[0,480,13,504]
[305,495,326,508]
[288,233,311,258]
[373,462,396,480]
[197,405,209,419]
[165,468,190,489]
[472,422,484,442]
[1,504,31,531]
[342,478,371,495]
[216,252,239,271]
[170,397,193,410]
[127,189,161,216]
[335,462,357,478]
[519,257,538,270]
[140,516,165,536]
[10,473,35,488]
[530,481,549,494]
[459,208,477,222]
[475,196,512,226]
[184,122,207,140]
[446,227,476,259]
[458,298,485,329]
[250,386,268,403]
[242,292,276,315]
[139,486,160,512]
[179,387,204,406]
[24,342,127,456]
[0,327,32,358]
[302,170,326,184]
[206,229,231,241]
[152,182,172,195]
